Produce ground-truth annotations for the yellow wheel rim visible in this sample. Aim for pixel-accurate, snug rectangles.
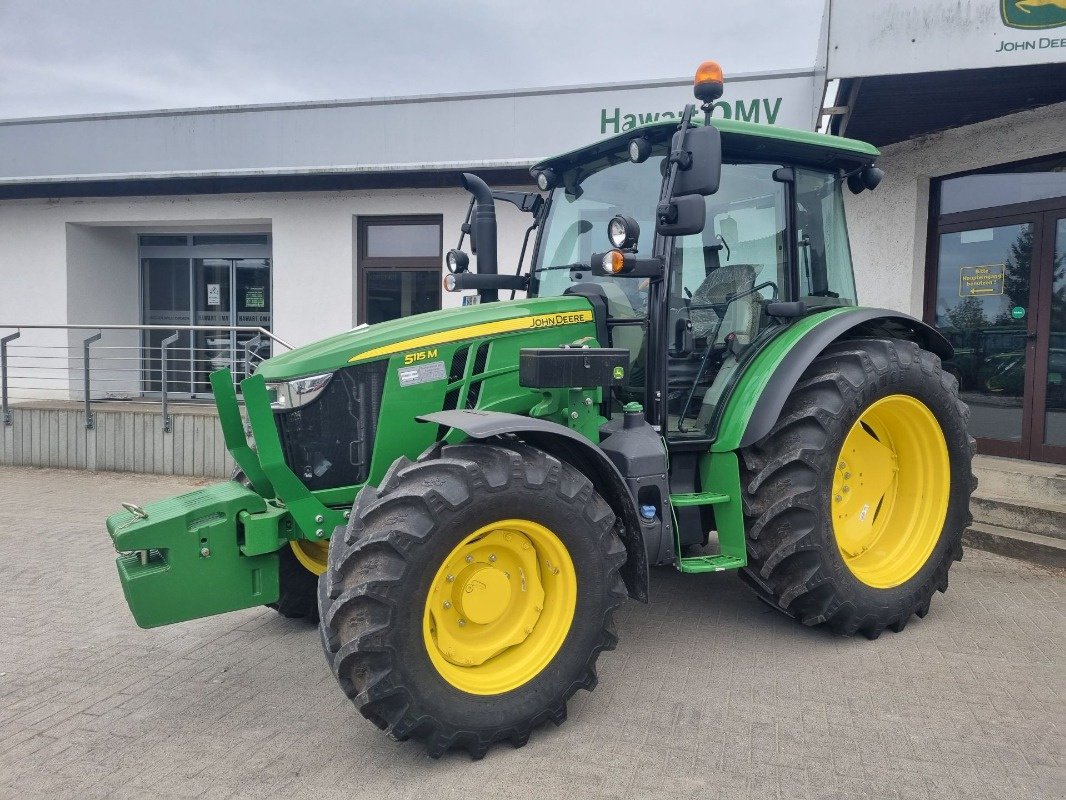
[422,519,577,695]
[832,394,950,589]
[290,539,329,576]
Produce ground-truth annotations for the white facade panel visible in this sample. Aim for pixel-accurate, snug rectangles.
[826,0,1066,79]
[845,100,1066,316]
[0,71,817,183]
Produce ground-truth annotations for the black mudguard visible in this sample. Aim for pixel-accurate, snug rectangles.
[740,308,953,448]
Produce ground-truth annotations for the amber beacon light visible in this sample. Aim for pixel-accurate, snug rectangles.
[693,60,725,105]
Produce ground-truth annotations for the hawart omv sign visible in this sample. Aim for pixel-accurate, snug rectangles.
[825,0,1066,78]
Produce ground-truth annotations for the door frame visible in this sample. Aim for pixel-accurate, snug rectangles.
[926,199,1066,463]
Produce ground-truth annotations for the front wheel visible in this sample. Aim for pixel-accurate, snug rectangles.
[739,338,975,638]
[319,442,627,758]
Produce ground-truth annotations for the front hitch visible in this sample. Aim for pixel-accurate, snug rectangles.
[107,481,286,628]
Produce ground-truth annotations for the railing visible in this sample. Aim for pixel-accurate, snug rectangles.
[0,324,294,432]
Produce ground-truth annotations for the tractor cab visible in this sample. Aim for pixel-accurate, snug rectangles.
[527,114,879,438]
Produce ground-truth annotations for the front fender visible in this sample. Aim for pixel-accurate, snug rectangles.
[419,409,649,603]
[713,307,952,452]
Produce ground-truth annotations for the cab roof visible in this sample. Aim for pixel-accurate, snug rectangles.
[532,117,880,176]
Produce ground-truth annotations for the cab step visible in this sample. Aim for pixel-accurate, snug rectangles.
[677,554,745,573]
[669,491,730,507]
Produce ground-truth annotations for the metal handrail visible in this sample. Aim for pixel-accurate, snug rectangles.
[0,323,296,432]
[0,323,294,350]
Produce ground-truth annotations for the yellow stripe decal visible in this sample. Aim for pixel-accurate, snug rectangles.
[348,310,594,363]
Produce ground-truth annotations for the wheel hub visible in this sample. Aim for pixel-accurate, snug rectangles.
[458,566,512,625]
[422,520,577,694]
[426,529,548,668]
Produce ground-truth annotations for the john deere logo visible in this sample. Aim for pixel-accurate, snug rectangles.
[1001,0,1066,29]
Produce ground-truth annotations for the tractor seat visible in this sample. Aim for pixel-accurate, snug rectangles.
[688,263,760,346]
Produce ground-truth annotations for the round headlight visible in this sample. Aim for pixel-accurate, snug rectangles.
[536,168,557,191]
[628,137,651,164]
[443,273,458,292]
[445,249,469,274]
[607,215,640,250]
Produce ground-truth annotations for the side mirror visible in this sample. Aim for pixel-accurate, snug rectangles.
[671,126,722,197]
[656,194,706,237]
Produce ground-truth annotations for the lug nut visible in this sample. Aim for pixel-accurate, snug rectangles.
[446,574,455,582]
[465,555,474,563]
[314,514,324,523]
[489,554,497,562]
[457,619,466,627]
[443,601,451,609]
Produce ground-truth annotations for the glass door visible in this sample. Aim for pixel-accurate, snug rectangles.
[1034,215,1066,462]
[141,257,192,394]
[139,234,271,398]
[234,258,272,382]
[934,207,1066,463]
[193,259,233,395]
[935,219,1037,458]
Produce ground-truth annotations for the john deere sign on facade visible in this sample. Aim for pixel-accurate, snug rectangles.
[825,0,1066,78]
[1000,0,1066,29]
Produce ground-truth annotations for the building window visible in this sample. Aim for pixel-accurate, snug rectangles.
[357,216,443,324]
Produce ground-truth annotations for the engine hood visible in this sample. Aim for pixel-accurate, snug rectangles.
[255,295,596,381]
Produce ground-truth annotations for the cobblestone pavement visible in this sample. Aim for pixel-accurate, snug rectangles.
[0,465,1063,800]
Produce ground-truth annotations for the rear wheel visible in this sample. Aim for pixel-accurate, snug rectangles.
[739,338,974,638]
[319,441,627,758]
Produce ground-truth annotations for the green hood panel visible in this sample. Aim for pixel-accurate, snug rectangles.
[257,295,596,380]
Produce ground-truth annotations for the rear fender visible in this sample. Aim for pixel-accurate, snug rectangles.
[419,409,650,603]
[713,307,953,452]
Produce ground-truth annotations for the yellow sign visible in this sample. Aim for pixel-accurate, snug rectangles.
[959,264,1006,297]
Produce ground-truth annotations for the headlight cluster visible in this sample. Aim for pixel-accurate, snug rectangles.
[267,372,333,410]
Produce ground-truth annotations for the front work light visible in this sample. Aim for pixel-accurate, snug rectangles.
[693,60,724,105]
[445,249,469,274]
[607,215,640,250]
[628,137,651,163]
[536,169,557,191]
[443,273,458,292]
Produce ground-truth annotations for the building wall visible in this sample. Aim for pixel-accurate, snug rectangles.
[0,186,531,363]
[845,101,1066,317]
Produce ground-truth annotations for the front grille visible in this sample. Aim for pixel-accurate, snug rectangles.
[274,360,388,491]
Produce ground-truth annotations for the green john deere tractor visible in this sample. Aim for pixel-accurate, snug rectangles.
[106,63,974,758]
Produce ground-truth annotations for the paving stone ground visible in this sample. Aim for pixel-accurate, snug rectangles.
[0,465,1063,800]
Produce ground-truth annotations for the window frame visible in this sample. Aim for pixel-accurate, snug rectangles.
[356,215,443,325]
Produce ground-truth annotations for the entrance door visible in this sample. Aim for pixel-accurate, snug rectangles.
[139,234,271,397]
[933,208,1066,463]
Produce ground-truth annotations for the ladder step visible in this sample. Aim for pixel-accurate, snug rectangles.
[677,554,746,573]
[670,491,730,507]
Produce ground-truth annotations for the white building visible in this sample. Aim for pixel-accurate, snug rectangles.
[1,0,1064,467]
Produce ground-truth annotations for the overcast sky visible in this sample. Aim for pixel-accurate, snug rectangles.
[0,0,824,119]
